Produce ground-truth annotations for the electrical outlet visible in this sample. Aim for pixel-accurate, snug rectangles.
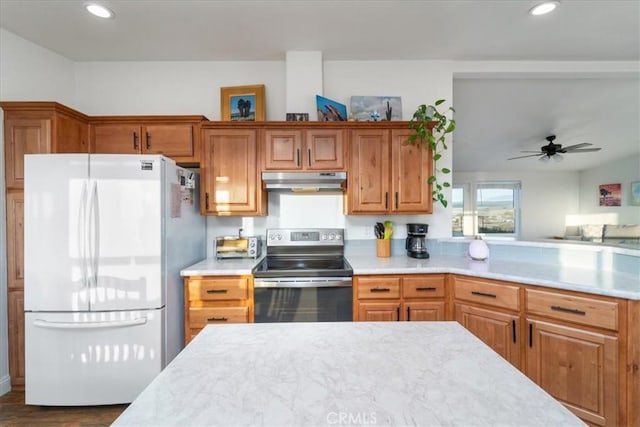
[364,225,372,238]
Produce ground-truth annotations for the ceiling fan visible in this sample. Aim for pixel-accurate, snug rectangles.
[508,135,602,162]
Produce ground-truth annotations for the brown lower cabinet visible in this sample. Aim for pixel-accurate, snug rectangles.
[354,274,446,322]
[452,275,633,427]
[455,303,521,369]
[183,275,254,344]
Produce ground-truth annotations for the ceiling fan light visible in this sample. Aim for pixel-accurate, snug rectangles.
[529,1,559,16]
[85,3,115,19]
[539,155,550,162]
[553,153,564,162]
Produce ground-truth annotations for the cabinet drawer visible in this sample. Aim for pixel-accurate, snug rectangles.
[526,289,619,331]
[188,277,249,301]
[189,307,249,327]
[356,277,401,299]
[403,275,445,298]
[453,276,520,311]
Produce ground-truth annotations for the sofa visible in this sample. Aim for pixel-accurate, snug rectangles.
[564,224,640,244]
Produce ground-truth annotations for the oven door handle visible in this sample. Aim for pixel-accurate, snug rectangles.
[254,278,352,288]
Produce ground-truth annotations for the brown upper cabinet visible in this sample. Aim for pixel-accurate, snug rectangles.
[262,128,346,171]
[1,102,89,189]
[90,116,206,165]
[201,126,267,216]
[347,127,432,214]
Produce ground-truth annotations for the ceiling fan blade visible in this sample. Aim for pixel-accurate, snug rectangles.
[508,153,545,160]
[520,150,543,153]
[566,147,602,153]
[562,143,592,151]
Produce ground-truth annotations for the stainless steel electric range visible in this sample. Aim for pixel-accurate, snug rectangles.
[252,228,353,323]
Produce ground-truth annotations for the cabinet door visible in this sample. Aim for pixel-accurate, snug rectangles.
[391,129,432,213]
[358,302,400,321]
[54,113,89,153]
[6,191,24,291]
[263,129,303,170]
[91,123,141,154]
[455,303,521,369]
[404,301,445,321]
[526,319,618,427]
[142,124,195,158]
[305,129,345,170]
[8,290,25,388]
[4,118,51,189]
[347,130,390,213]
[202,129,264,215]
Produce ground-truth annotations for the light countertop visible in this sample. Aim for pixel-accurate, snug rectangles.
[180,253,640,300]
[180,256,262,276]
[346,254,640,300]
[112,322,583,427]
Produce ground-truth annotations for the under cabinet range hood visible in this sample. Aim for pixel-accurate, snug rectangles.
[262,172,346,192]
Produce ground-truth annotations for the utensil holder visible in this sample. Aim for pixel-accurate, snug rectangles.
[376,239,391,257]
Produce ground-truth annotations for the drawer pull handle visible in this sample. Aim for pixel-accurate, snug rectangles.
[416,287,436,292]
[207,317,228,322]
[371,287,391,292]
[550,305,586,316]
[206,289,228,294]
[512,320,517,343]
[471,291,497,299]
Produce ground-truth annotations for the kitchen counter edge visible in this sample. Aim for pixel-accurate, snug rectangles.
[181,254,640,300]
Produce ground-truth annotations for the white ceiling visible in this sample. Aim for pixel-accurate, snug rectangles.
[1,0,639,172]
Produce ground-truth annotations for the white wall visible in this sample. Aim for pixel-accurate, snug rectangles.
[578,153,640,224]
[454,171,581,240]
[0,29,77,394]
[75,61,286,118]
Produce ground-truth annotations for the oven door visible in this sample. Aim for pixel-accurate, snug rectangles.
[253,277,352,323]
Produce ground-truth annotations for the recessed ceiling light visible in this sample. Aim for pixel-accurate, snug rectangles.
[529,1,559,16]
[85,3,115,19]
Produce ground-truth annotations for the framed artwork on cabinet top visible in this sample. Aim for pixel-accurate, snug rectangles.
[350,96,402,121]
[221,84,265,121]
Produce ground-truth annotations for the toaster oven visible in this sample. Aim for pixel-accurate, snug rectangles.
[215,236,262,259]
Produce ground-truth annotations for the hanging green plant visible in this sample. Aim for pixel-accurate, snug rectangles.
[407,99,456,208]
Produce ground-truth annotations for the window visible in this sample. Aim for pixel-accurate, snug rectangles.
[452,181,521,238]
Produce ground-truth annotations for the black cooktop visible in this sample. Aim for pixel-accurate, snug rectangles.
[252,256,353,278]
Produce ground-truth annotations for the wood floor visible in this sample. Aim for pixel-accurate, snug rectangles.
[0,390,127,426]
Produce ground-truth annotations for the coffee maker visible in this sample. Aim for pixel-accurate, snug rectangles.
[406,223,429,259]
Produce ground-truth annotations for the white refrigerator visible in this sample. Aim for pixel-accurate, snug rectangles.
[23,154,205,406]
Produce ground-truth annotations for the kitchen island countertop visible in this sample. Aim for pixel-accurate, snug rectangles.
[112,322,583,427]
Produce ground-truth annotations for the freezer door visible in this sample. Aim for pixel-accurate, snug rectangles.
[88,155,164,311]
[24,154,91,312]
[25,309,163,405]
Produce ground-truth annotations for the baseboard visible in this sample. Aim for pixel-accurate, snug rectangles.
[0,374,11,396]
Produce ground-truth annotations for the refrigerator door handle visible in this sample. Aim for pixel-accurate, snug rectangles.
[88,180,100,287]
[32,317,148,330]
[79,180,89,288]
